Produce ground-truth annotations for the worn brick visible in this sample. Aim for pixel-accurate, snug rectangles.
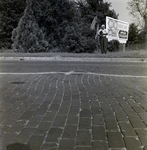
[124,137,142,150]
[1,117,17,126]
[34,108,47,115]
[62,125,77,139]
[115,112,129,122]
[42,111,57,122]
[39,101,50,108]
[129,116,146,128]
[138,112,147,124]
[103,112,115,119]
[105,119,119,131]
[132,106,146,113]
[49,104,60,111]
[26,115,43,128]
[46,127,63,142]
[81,102,91,109]
[90,100,100,108]
[107,132,125,148]
[53,96,63,104]
[6,143,29,150]
[58,139,75,150]
[79,118,91,130]
[58,101,70,115]
[92,114,104,126]
[40,143,58,150]
[75,147,92,150]
[25,135,44,150]
[123,108,137,117]
[69,106,80,116]
[12,128,35,144]
[52,115,66,127]
[135,129,147,146]
[34,122,52,135]
[92,126,106,141]
[27,103,40,111]
[119,122,137,137]
[76,129,92,146]
[7,120,26,133]
[67,115,79,125]
[80,109,91,117]
[72,99,81,106]
[92,141,108,150]
[91,107,102,115]
[58,107,69,115]
[1,133,17,149]
[19,111,35,120]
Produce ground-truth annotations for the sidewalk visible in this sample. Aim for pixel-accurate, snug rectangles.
[0,50,147,62]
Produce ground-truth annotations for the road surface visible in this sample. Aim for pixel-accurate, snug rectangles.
[0,60,147,150]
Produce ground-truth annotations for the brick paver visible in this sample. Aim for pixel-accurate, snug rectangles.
[0,65,147,150]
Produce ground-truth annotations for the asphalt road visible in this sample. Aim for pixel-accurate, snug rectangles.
[1,60,147,76]
[0,60,147,150]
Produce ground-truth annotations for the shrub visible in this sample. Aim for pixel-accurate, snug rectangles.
[60,21,97,53]
[108,40,120,52]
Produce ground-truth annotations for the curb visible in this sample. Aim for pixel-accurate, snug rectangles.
[0,57,147,62]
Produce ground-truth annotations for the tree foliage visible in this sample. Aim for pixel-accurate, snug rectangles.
[127,0,147,30]
[3,0,118,52]
[11,0,98,52]
[32,0,75,48]
[0,0,26,48]
[128,23,142,44]
[127,0,147,43]
[76,0,118,25]
[11,1,50,52]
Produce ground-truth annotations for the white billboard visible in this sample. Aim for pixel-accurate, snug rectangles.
[106,16,129,43]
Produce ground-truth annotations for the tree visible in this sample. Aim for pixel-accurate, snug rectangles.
[127,0,147,43]
[31,0,97,52]
[0,0,26,48]
[11,0,118,53]
[32,0,75,46]
[11,1,50,52]
[128,23,141,44]
[75,0,119,52]
[76,0,118,25]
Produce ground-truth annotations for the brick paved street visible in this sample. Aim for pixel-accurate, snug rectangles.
[0,61,147,150]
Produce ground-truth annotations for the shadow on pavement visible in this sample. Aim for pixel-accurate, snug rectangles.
[6,143,30,150]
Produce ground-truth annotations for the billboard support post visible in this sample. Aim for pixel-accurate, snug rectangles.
[119,43,126,52]
[123,43,125,52]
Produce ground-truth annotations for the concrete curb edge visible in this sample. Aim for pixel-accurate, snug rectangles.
[0,57,147,62]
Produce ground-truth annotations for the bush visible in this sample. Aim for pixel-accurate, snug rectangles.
[108,40,120,52]
[60,21,97,53]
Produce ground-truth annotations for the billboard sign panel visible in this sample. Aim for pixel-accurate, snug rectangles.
[106,16,129,43]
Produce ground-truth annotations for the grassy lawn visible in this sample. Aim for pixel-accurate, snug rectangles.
[0,49,147,58]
